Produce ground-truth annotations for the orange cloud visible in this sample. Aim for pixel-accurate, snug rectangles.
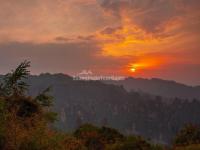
[94,0,200,75]
[123,54,170,75]
[0,0,199,85]
[96,19,174,58]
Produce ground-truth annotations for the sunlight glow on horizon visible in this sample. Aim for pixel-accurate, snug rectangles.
[0,0,199,85]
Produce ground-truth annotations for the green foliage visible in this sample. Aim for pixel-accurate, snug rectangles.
[99,126,124,144]
[61,135,87,150]
[35,87,53,107]
[0,98,6,119]
[74,124,104,150]
[19,140,42,150]
[15,97,40,118]
[74,124,161,150]
[0,98,7,149]
[0,60,30,96]
[0,61,59,150]
[105,136,164,150]
[174,124,200,146]
[44,112,58,123]
[74,123,100,138]
[74,124,124,143]
[174,144,200,150]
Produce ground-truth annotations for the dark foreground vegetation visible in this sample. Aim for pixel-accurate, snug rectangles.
[0,61,200,150]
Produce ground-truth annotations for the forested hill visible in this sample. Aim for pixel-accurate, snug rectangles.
[1,74,200,100]
[25,73,200,144]
[104,77,200,100]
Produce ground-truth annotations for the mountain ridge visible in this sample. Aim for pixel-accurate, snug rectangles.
[1,73,200,100]
[104,77,200,100]
[20,73,200,143]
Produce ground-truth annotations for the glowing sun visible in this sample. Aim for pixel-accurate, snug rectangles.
[130,67,136,72]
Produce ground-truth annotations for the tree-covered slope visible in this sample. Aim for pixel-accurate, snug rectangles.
[27,74,200,144]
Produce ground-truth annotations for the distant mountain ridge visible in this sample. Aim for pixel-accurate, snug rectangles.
[1,73,199,100]
[21,73,200,144]
[104,77,200,100]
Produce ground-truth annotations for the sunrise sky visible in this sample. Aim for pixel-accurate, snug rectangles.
[0,0,199,85]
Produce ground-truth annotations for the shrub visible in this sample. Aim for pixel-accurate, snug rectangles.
[174,124,200,146]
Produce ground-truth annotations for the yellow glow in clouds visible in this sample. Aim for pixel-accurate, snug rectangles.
[128,56,167,74]
[130,67,136,72]
[129,63,148,73]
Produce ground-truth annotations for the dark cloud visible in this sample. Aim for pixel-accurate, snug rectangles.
[100,26,122,35]
[55,37,71,42]
[99,0,200,34]
[0,41,97,74]
[77,35,96,41]
[0,41,130,75]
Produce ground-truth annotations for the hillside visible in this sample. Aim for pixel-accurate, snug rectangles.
[105,77,200,100]
[26,73,200,144]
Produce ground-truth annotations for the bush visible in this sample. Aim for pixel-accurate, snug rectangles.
[100,126,124,144]
[106,136,164,150]
[74,124,104,150]
[174,144,200,150]
[174,124,200,146]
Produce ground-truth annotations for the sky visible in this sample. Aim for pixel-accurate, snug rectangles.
[0,0,199,85]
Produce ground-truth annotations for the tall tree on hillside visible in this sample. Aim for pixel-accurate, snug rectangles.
[0,61,57,150]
